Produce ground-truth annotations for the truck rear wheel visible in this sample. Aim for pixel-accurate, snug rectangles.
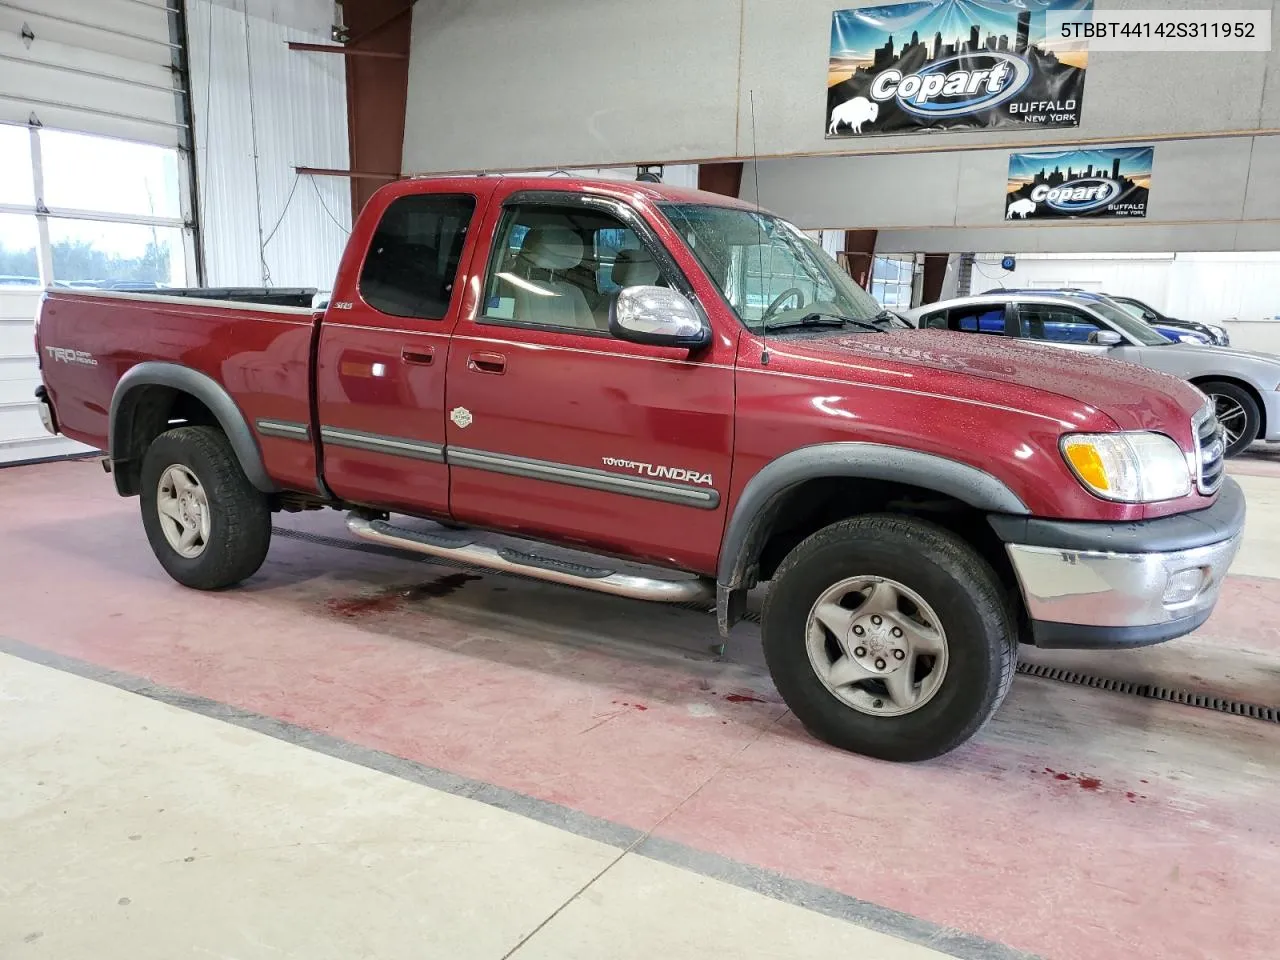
[139,426,271,590]
[761,514,1016,762]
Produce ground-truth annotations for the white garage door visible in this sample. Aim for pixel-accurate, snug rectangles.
[0,0,193,464]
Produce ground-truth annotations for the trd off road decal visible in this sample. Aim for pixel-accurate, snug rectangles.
[827,0,1092,137]
[1006,146,1153,220]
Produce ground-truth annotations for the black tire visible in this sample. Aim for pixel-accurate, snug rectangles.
[761,514,1017,762]
[139,426,271,590]
[1199,380,1260,458]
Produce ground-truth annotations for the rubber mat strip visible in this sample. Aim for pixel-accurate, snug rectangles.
[273,525,1280,725]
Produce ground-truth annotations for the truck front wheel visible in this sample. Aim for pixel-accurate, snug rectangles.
[761,515,1017,762]
[139,426,271,590]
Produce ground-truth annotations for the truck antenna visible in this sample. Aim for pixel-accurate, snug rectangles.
[749,90,762,213]
[749,90,771,373]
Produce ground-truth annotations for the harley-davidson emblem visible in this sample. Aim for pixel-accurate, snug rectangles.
[450,406,473,429]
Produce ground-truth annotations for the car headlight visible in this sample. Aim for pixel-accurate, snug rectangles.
[1177,334,1205,344]
[1060,432,1192,502]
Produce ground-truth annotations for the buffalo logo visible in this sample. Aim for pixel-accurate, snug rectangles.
[870,53,1031,118]
[1006,197,1037,219]
[1030,177,1122,214]
[828,96,879,135]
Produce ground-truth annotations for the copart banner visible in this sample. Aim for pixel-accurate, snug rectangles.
[1006,146,1153,219]
[827,0,1092,137]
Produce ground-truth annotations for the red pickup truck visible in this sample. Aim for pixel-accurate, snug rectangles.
[34,175,1244,761]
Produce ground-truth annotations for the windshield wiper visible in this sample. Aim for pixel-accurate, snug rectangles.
[872,309,904,326]
[762,311,885,334]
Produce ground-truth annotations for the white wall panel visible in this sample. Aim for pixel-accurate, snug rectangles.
[188,0,350,290]
[747,133,1280,253]
[403,0,741,174]
[403,0,1280,171]
[968,252,1280,327]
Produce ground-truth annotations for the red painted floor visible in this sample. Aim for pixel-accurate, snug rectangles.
[2,459,1278,960]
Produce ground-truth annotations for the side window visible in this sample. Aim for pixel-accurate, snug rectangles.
[481,204,664,333]
[1019,304,1106,343]
[918,310,947,330]
[948,304,1007,335]
[359,193,476,319]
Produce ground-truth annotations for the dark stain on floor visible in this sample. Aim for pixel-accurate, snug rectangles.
[1044,767,1103,791]
[325,573,483,619]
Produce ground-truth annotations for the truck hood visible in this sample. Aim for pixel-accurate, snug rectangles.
[769,329,1206,431]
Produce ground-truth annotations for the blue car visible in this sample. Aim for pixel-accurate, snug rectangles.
[986,289,1212,345]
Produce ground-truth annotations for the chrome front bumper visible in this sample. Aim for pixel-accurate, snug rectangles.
[992,479,1246,648]
[1006,536,1241,646]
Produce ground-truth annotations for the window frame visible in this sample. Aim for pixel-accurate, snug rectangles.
[0,121,195,289]
[356,191,479,322]
[475,191,701,339]
[926,301,1011,335]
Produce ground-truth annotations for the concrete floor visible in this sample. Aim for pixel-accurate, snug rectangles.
[1,450,1277,960]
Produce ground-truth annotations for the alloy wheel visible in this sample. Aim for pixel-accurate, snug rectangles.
[156,464,211,558]
[805,576,949,717]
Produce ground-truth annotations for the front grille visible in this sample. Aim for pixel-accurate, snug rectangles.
[1195,406,1226,494]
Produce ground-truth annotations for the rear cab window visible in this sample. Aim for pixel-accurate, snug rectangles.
[359,193,477,319]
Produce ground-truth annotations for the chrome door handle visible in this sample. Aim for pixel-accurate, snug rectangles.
[468,352,506,375]
[401,346,434,365]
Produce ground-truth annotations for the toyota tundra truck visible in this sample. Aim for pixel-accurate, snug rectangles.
[33,175,1245,761]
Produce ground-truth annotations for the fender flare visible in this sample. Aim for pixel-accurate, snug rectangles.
[714,442,1028,634]
[108,362,276,495]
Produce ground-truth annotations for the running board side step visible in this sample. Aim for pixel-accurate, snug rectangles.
[346,513,714,604]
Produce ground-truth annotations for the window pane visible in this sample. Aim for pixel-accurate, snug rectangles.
[0,125,35,207]
[953,306,1005,334]
[40,130,181,219]
[483,205,656,332]
[1020,305,1102,343]
[359,194,476,320]
[48,219,187,287]
[0,214,40,287]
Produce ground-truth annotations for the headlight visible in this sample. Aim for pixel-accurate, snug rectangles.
[1060,432,1192,502]
[1177,334,1204,344]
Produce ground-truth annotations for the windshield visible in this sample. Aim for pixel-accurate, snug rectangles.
[1112,299,1148,321]
[1086,298,1172,345]
[658,203,890,332]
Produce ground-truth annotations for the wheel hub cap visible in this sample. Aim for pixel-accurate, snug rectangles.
[156,464,210,559]
[805,576,950,718]
[849,614,906,674]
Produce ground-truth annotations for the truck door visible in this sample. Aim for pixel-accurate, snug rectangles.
[314,182,492,515]
[444,191,736,574]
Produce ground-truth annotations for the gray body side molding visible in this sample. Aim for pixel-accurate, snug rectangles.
[714,442,1029,635]
[109,361,277,495]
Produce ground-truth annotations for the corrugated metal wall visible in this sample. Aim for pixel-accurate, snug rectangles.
[188,0,350,291]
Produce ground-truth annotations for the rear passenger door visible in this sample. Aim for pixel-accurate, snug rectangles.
[1013,302,1115,355]
[314,183,493,515]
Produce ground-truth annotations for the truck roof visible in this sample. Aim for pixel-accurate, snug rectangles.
[392,173,761,210]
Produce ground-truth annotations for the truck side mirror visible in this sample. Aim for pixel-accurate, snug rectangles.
[609,286,711,349]
[1089,330,1123,346]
